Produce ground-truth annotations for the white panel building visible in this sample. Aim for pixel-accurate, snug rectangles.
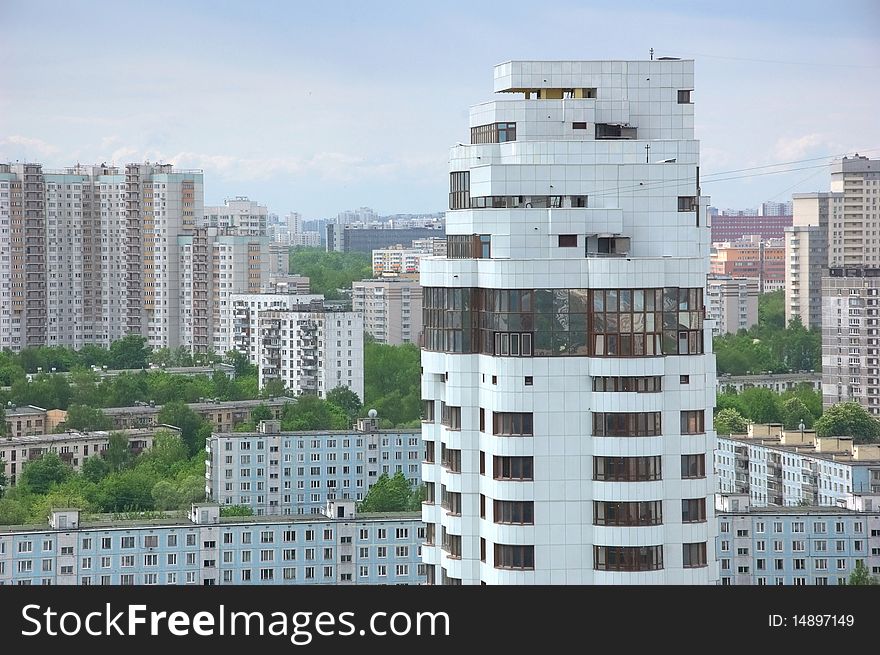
[228,292,324,363]
[420,59,717,585]
[257,308,364,400]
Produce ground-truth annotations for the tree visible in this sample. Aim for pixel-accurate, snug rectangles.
[781,397,815,430]
[326,385,363,421]
[220,505,254,517]
[714,408,748,436]
[104,432,131,473]
[95,468,156,512]
[363,342,421,426]
[815,402,880,443]
[225,349,257,378]
[0,458,6,497]
[20,452,72,495]
[157,401,207,456]
[359,471,419,513]
[108,334,151,370]
[280,396,348,431]
[737,387,783,424]
[151,479,180,510]
[250,403,273,424]
[82,455,110,483]
[0,498,29,525]
[288,247,371,300]
[62,404,112,431]
[260,378,287,398]
[847,561,879,585]
[138,431,189,475]
[758,290,785,331]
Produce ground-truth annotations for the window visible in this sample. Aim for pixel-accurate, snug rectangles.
[440,403,462,430]
[594,545,663,571]
[681,454,706,478]
[470,122,517,144]
[677,89,693,104]
[524,376,533,386]
[422,400,435,423]
[493,500,535,525]
[681,498,707,523]
[594,501,662,526]
[494,544,535,570]
[494,456,534,480]
[678,196,697,212]
[593,456,661,481]
[682,542,708,568]
[681,410,705,434]
[592,376,661,393]
[572,122,588,130]
[493,412,533,436]
[680,375,690,384]
[558,235,578,248]
[593,412,661,437]
[449,172,470,210]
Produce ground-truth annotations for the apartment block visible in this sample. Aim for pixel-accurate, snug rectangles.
[372,247,427,276]
[352,278,423,345]
[710,213,792,242]
[228,292,323,364]
[205,419,422,515]
[715,423,880,507]
[421,59,717,585]
[4,404,47,438]
[178,228,272,354]
[326,225,443,254]
[706,275,758,335]
[102,398,295,432]
[257,308,364,400]
[710,235,784,293]
[0,427,160,486]
[202,196,268,236]
[785,224,827,329]
[716,372,821,394]
[716,492,880,585]
[0,502,426,586]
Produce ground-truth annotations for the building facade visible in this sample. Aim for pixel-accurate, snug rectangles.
[709,214,792,243]
[785,224,827,329]
[352,278,423,345]
[716,492,880,585]
[716,372,821,394]
[205,419,422,515]
[102,397,295,432]
[0,427,160,486]
[706,275,758,335]
[326,225,444,254]
[0,502,425,586]
[372,246,430,276]
[716,424,880,507]
[202,197,268,236]
[257,308,364,400]
[710,235,784,294]
[229,292,323,364]
[421,59,718,585]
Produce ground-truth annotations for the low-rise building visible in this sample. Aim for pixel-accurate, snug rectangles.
[716,423,880,507]
[206,418,422,515]
[0,501,426,586]
[102,398,294,431]
[0,427,166,485]
[716,372,822,394]
[4,405,47,438]
[716,492,880,585]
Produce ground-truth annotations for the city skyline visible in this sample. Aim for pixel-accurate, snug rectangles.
[1,0,879,218]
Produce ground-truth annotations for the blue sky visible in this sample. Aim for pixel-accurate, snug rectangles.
[1,0,878,218]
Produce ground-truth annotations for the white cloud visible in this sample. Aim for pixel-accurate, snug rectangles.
[0,135,60,158]
[773,133,825,161]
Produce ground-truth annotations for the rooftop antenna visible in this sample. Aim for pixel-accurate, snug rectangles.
[649,47,654,61]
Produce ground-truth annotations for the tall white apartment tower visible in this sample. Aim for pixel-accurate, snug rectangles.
[420,60,717,585]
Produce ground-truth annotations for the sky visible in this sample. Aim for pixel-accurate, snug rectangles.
[1,0,878,219]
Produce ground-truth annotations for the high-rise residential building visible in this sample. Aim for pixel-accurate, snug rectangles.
[710,236,785,293]
[420,59,717,585]
[267,242,290,277]
[412,236,447,257]
[819,156,880,410]
[785,224,827,329]
[126,163,204,350]
[706,275,759,335]
[758,200,793,217]
[371,246,426,276]
[352,278,423,345]
[178,227,272,354]
[257,307,364,400]
[709,213,792,242]
[202,196,268,236]
[335,206,378,225]
[0,163,47,351]
[205,418,422,515]
[229,292,323,363]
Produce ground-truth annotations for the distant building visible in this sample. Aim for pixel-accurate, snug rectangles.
[256,307,364,400]
[706,275,759,335]
[716,492,880,585]
[785,224,827,329]
[716,372,822,394]
[710,214,792,242]
[205,418,422,514]
[0,502,426,586]
[0,427,163,485]
[371,247,426,276]
[202,196,268,236]
[326,225,444,254]
[710,236,785,293]
[228,292,323,363]
[102,397,295,432]
[4,405,47,438]
[352,278,423,345]
[758,200,793,217]
[716,423,880,506]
